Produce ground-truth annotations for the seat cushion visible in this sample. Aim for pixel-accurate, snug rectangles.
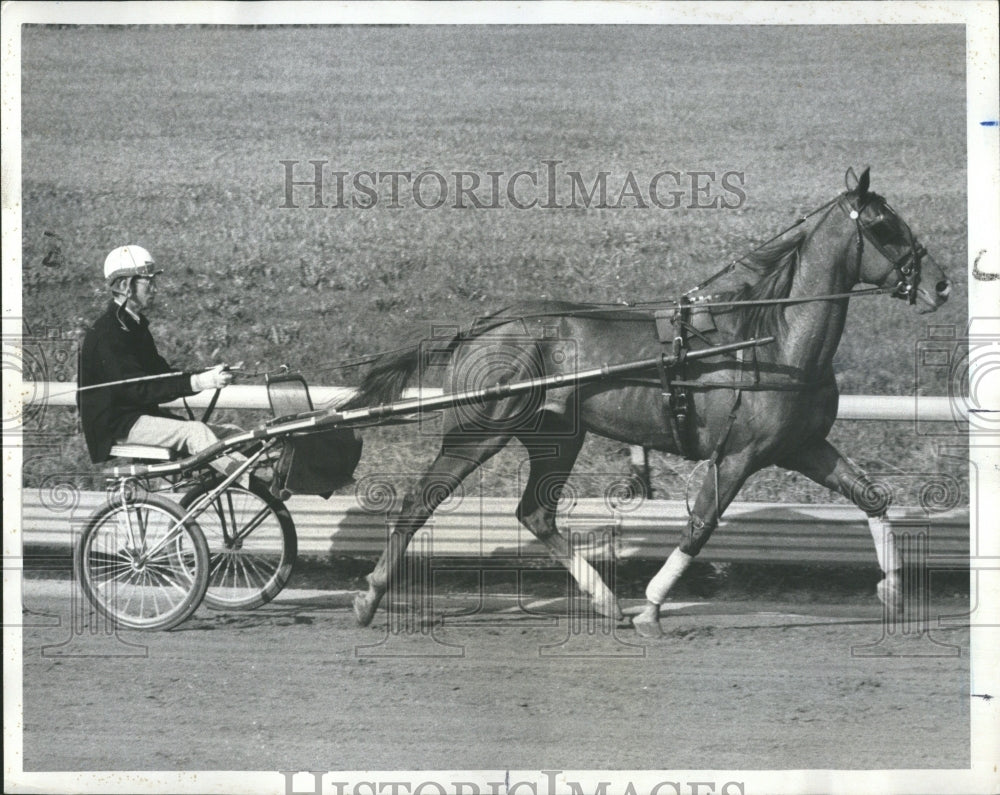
[108,444,175,461]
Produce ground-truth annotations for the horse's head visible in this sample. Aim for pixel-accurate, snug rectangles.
[841,167,950,313]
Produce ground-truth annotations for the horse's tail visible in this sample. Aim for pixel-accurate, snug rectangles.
[340,305,535,410]
[340,331,467,410]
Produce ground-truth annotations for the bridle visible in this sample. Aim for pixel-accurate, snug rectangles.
[838,191,925,304]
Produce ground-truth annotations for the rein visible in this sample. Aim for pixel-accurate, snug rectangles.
[304,189,917,376]
[681,195,841,297]
[53,362,290,401]
[631,285,891,313]
[470,189,903,321]
[286,188,926,376]
[434,284,894,326]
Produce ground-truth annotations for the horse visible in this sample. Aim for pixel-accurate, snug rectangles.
[346,168,951,637]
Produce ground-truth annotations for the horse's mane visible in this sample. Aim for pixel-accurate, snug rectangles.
[724,230,807,340]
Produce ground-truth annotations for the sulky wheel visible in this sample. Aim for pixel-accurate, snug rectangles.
[179,476,297,610]
[75,493,210,631]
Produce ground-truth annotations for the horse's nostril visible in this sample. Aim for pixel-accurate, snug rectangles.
[936,280,950,296]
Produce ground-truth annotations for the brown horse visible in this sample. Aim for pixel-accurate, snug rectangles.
[347,168,950,636]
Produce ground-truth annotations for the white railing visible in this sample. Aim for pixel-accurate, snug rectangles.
[17,382,968,565]
[20,382,962,422]
[21,492,968,564]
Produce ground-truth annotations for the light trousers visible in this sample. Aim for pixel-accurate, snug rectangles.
[121,415,246,477]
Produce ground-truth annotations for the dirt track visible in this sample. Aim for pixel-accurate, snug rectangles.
[21,585,969,772]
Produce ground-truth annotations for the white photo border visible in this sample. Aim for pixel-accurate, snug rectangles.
[3,2,998,794]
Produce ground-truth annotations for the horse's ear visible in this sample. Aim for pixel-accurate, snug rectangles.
[857,166,870,196]
[844,166,871,194]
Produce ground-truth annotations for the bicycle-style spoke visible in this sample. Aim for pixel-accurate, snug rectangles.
[93,563,138,592]
[210,551,253,593]
[117,574,141,619]
[135,504,150,548]
[230,505,272,544]
[218,553,251,592]
[208,550,230,580]
[180,479,295,610]
[223,491,239,543]
[77,496,210,630]
[88,554,131,580]
[237,551,279,586]
[145,563,190,606]
[136,517,188,564]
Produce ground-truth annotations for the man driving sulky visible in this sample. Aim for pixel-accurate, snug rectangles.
[78,245,248,483]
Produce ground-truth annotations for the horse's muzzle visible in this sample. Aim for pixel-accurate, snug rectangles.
[914,255,951,314]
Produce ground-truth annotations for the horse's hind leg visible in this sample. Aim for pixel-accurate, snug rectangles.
[353,434,510,626]
[515,418,623,621]
[632,450,755,638]
[777,439,901,615]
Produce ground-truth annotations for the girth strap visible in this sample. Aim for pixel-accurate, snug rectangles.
[709,389,742,470]
[654,304,694,459]
[706,388,743,520]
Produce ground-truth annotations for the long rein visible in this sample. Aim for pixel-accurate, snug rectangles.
[310,192,898,377]
[442,194,894,327]
[612,193,899,313]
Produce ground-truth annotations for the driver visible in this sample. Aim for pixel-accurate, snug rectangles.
[78,245,248,482]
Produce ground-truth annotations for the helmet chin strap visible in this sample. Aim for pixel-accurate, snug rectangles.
[111,278,142,328]
[110,276,134,302]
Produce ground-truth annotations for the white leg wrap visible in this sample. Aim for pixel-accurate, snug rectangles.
[868,515,900,573]
[645,548,693,605]
[569,552,606,597]
[568,549,620,617]
[629,446,648,467]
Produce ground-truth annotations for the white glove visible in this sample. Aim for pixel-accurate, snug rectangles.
[191,364,233,392]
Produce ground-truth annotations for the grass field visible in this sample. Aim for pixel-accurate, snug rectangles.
[20,24,969,503]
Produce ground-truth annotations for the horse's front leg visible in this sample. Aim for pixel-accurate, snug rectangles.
[632,450,755,638]
[777,439,901,615]
[515,420,623,621]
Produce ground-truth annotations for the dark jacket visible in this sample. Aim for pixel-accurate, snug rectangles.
[78,302,196,462]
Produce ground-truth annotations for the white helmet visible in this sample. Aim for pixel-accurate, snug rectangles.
[104,245,162,284]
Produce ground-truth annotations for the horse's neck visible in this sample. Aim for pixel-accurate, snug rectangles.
[779,213,855,376]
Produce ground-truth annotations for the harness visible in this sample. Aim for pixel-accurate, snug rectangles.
[652,297,766,460]
[643,188,927,462]
[652,297,723,458]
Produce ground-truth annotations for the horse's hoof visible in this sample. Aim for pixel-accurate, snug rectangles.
[632,614,664,639]
[876,576,903,617]
[353,590,381,627]
[586,585,624,621]
[590,595,625,622]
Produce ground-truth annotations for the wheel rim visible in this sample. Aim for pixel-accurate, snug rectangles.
[191,485,292,608]
[81,502,206,629]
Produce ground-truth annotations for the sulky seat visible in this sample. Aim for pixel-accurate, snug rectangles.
[108,444,175,461]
